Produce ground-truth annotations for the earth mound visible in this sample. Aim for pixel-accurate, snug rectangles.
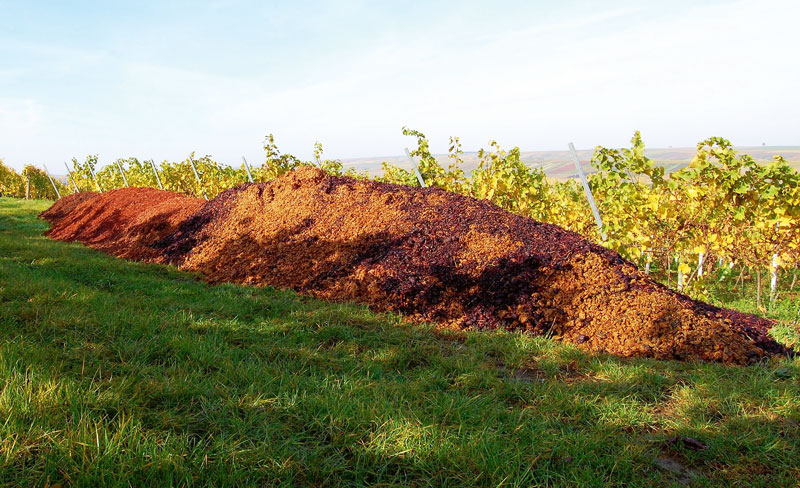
[41,169,791,364]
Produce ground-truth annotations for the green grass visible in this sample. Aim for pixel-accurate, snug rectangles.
[704,277,800,349]
[0,197,798,487]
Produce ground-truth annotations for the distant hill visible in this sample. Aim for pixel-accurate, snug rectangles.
[340,146,800,180]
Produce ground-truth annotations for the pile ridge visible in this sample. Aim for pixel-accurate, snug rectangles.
[41,168,791,365]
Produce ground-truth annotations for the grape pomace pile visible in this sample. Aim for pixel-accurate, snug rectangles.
[41,167,791,365]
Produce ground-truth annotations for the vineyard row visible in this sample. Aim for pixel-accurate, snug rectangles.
[2,129,798,306]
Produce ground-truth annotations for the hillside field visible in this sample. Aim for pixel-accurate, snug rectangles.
[1,197,799,487]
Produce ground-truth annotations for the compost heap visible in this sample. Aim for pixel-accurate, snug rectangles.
[41,167,791,364]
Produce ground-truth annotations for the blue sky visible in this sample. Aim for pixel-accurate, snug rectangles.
[1,0,798,170]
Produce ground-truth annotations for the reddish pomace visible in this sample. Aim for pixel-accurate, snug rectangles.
[41,168,790,365]
[41,187,204,261]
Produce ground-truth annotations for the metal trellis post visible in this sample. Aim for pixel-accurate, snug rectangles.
[88,164,102,192]
[404,148,427,188]
[149,159,164,190]
[42,164,61,199]
[188,157,209,201]
[770,222,781,306]
[697,252,705,278]
[64,162,80,193]
[241,156,254,183]
[568,143,607,241]
[770,253,779,305]
[115,160,129,187]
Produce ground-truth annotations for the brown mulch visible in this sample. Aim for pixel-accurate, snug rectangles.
[40,168,792,364]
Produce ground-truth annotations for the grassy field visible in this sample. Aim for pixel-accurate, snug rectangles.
[1,197,798,487]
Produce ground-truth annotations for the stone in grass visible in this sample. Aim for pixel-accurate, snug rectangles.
[653,457,699,485]
[774,367,792,380]
[667,436,709,451]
